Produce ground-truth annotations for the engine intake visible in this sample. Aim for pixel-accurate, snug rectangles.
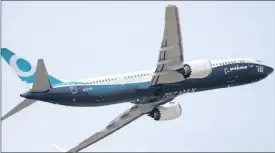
[148,102,182,121]
[178,59,212,79]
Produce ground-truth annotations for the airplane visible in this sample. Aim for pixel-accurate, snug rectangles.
[1,5,274,152]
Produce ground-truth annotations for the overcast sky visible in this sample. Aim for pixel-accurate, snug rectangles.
[2,1,275,152]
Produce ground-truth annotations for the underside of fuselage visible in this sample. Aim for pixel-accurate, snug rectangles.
[21,62,273,107]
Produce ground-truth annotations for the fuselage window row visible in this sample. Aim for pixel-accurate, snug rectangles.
[212,60,245,67]
[84,60,247,84]
[84,73,154,84]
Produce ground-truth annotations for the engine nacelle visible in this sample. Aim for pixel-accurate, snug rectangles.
[148,102,182,121]
[184,59,212,79]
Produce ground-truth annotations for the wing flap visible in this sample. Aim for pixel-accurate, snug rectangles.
[150,71,185,86]
[150,5,185,86]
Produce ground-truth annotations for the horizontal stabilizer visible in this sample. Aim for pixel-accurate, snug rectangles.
[32,59,52,92]
[1,99,37,121]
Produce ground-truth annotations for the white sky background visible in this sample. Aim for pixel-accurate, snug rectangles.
[1,1,275,152]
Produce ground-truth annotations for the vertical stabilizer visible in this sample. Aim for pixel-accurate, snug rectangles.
[32,59,52,92]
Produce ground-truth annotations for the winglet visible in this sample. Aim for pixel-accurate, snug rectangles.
[52,144,67,152]
[32,59,52,92]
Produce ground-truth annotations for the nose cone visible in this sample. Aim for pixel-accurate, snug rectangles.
[265,65,274,75]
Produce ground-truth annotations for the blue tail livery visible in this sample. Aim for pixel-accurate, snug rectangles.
[1,48,63,88]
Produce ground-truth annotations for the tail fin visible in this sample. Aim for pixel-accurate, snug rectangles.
[1,48,63,88]
[32,59,52,92]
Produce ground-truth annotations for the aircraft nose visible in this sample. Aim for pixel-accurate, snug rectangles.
[265,65,274,75]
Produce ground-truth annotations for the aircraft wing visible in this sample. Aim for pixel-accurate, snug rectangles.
[65,103,158,152]
[150,5,185,86]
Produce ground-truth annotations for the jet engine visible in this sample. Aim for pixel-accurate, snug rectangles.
[148,102,182,121]
[178,59,212,79]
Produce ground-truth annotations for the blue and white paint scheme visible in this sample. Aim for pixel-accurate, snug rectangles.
[1,5,274,153]
[1,48,63,88]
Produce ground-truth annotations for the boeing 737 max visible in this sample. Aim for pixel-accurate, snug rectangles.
[1,5,273,152]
